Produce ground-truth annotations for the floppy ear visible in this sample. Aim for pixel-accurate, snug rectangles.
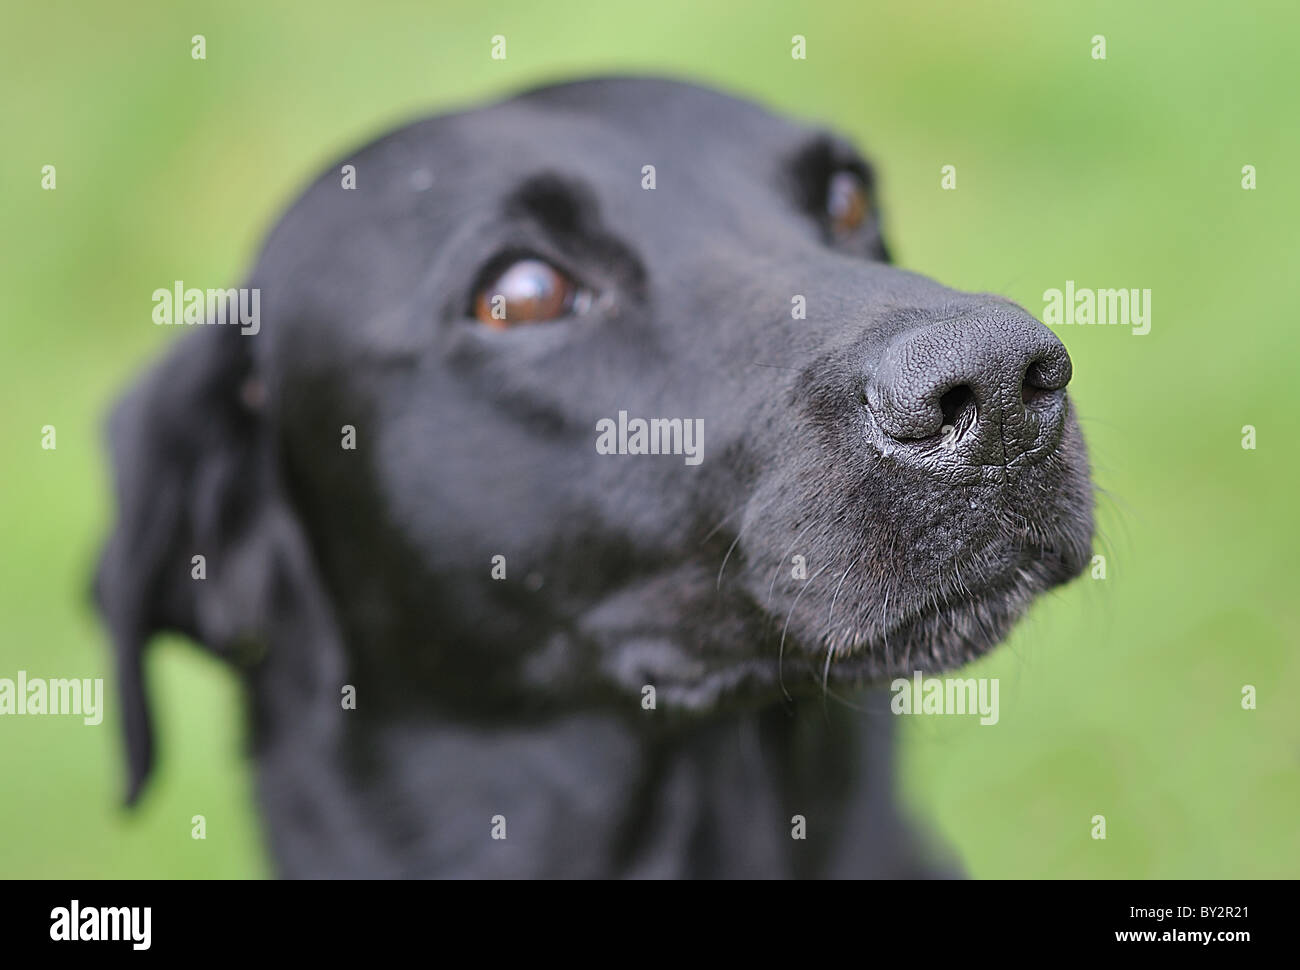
[95,322,274,804]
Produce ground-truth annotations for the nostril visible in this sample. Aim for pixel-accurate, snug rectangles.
[1021,383,1058,407]
[1023,353,1071,393]
[1022,359,1066,409]
[939,385,975,428]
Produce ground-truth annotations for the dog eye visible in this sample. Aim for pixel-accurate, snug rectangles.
[472,258,589,328]
[826,170,870,238]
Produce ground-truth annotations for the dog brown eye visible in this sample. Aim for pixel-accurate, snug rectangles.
[473,258,581,328]
[827,170,869,237]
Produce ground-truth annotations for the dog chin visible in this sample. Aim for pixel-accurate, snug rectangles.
[719,539,1086,699]
[814,580,1032,684]
[618,584,1026,711]
[807,535,1086,684]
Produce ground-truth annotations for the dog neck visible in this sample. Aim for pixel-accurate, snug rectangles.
[252,684,936,878]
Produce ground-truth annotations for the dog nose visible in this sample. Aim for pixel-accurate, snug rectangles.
[864,310,1072,466]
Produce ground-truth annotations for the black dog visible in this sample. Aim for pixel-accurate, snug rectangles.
[96,77,1093,877]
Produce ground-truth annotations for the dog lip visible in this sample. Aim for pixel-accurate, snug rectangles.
[787,539,1055,672]
[877,573,1017,643]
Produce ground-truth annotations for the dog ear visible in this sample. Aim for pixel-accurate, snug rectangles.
[94,322,273,804]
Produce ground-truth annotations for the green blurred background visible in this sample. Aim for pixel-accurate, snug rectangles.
[2,0,1296,878]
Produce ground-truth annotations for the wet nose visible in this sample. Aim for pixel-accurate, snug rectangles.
[864,310,1072,466]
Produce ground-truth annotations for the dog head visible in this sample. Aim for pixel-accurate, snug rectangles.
[96,77,1093,799]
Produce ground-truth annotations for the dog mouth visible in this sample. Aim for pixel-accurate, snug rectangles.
[606,536,1074,712]
[764,561,1030,692]
[728,520,1088,702]
[806,568,1032,684]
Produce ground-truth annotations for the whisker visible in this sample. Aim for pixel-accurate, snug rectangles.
[698,506,741,546]
[778,561,830,700]
[716,527,747,591]
[825,561,856,629]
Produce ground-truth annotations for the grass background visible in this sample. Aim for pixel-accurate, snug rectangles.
[2,0,1296,878]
